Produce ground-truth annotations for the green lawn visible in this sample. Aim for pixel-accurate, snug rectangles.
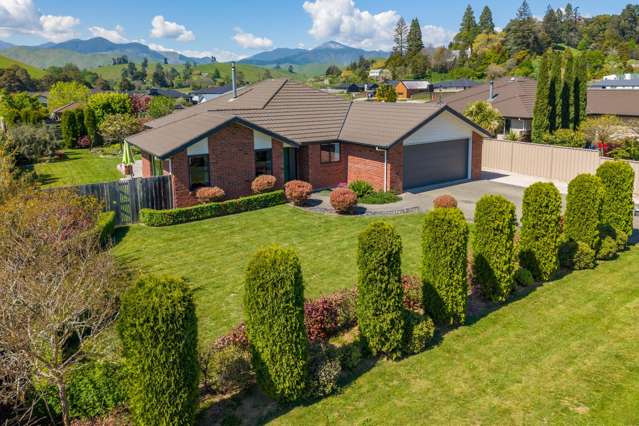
[32,148,123,188]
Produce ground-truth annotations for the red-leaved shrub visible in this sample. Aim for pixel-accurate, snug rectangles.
[305,298,338,342]
[433,194,458,208]
[214,323,249,350]
[330,188,357,214]
[402,275,422,312]
[195,186,225,203]
[285,180,313,206]
[77,135,91,148]
[251,175,277,194]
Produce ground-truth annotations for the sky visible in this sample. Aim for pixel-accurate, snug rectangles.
[0,0,633,61]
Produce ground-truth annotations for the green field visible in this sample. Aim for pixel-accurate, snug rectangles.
[31,148,122,188]
[0,54,45,78]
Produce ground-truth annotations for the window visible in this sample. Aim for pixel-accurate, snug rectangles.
[320,143,340,163]
[255,149,272,176]
[188,155,210,189]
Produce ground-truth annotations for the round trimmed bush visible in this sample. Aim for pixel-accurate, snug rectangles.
[330,188,358,214]
[251,175,277,194]
[348,180,374,198]
[472,195,517,302]
[573,242,596,270]
[433,194,458,209]
[356,221,405,358]
[596,236,618,260]
[616,229,629,252]
[596,161,635,237]
[402,311,436,355]
[284,180,313,206]
[118,276,199,426]
[422,207,469,325]
[514,267,534,287]
[565,174,604,248]
[244,245,308,401]
[195,186,225,203]
[519,182,562,281]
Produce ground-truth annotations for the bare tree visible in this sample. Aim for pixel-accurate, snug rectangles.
[0,190,124,426]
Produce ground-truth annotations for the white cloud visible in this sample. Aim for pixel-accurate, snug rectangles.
[232,28,273,49]
[150,15,194,42]
[422,25,456,47]
[89,24,128,43]
[147,42,245,62]
[302,0,398,50]
[0,0,79,41]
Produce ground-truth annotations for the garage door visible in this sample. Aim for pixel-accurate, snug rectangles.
[403,139,469,189]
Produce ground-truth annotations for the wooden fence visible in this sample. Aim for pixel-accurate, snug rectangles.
[71,175,172,224]
[482,139,639,196]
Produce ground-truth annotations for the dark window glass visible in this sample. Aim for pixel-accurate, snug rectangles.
[255,149,272,176]
[320,143,340,163]
[188,155,209,189]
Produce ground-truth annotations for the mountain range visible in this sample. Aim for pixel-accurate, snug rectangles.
[240,41,388,66]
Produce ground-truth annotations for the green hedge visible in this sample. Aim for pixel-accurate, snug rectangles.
[95,211,116,245]
[118,276,199,426]
[140,190,286,226]
[519,182,562,281]
[244,245,308,402]
[565,174,604,248]
[422,207,469,325]
[596,161,635,237]
[472,195,517,302]
[356,221,405,359]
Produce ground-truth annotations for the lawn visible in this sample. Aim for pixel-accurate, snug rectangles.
[113,205,639,423]
[31,148,123,188]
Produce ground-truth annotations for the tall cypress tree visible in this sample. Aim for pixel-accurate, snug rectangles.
[572,54,588,129]
[454,5,479,51]
[479,6,495,34]
[548,51,562,132]
[407,18,425,56]
[560,50,574,129]
[532,51,551,143]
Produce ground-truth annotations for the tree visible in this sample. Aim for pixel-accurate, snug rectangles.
[182,62,193,80]
[573,54,587,129]
[463,100,503,134]
[288,65,295,73]
[152,63,168,87]
[479,6,495,34]
[87,92,133,124]
[565,174,605,248]
[47,81,91,112]
[0,65,37,92]
[211,67,221,80]
[532,50,551,143]
[393,17,409,56]
[504,0,545,55]
[376,84,397,102]
[84,106,100,147]
[325,64,341,76]
[98,113,142,144]
[560,49,574,129]
[0,190,122,426]
[60,110,78,148]
[407,18,425,56]
[596,161,636,237]
[548,51,562,132]
[409,53,430,79]
[543,6,561,44]
[454,5,479,51]
[148,96,175,119]
[118,76,135,91]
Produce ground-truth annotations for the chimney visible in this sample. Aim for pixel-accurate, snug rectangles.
[488,80,494,101]
[231,61,238,98]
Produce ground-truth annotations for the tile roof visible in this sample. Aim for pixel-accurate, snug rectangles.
[433,79,479,89]
[587,89,639,117]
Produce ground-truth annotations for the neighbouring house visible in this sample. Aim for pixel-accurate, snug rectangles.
[432,79,479,93]
[148,88,188,99]
[369,68,392,81]
[126,78,490,208]
[590,77,639,90]
[189,84,234,104]
[586,89,639,121]
[50,102,83,121]
[395,80,432,99]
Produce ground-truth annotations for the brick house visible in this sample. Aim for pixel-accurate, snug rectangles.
[127,78,490,208]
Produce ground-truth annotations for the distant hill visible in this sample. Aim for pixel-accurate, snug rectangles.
[0,54,44,78]
[0,40,14,50]
[240,41,389,66]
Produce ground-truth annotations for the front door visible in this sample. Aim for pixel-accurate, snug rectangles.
[283,148,298,182]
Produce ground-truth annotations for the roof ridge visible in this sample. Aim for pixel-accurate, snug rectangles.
[337,101,354,141]
[259,78,289,110]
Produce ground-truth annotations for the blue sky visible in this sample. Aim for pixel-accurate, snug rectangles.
[0,0,633,60]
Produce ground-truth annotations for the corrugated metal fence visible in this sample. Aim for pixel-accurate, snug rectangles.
[482,139,639,196]
[71,175,172,224]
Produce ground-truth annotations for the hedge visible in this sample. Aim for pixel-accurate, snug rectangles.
[422,207,469,325]
[596,161,635,237]
[565,174,604,248]
[244,245,308,402]
[356,222,405,359]
[117,276,199,426]
[95,211,116,245]
[519,182,562,281]
[472,195,517,302]
[140,190,286,226]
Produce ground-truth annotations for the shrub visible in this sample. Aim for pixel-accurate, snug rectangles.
[348,180,374,198]
[244,245,308,402]
[330,188,358,214]
[332,289,358,331]
[422,207,469,325]
[402,275,422,312]
[573,242,596,270]
[87,92,133,125]
[615,229,629,252]
[596,161,635,237]
[203,344,254,395]
[195,186,225,203]
[60,110,78,148]
[305,297,338,343]
[251,175,277,194]
[433,194,458,209]
[519,182,562,281]
[402,311,436,355]
[76,135,91,148]
[336,339,363,371]
[84,107,100,146]
[360,191,401,204]
[542,129,586,147]
[472,195,517,302]
[5,123,58,163]
[148,96,175,119]
[597,236,618,260]
[558,236,578,268]
[306,344,342,398]
[118,276,199,426]
[565,174,604,248]
[140,190,286,226]
[356,222,405,358]
[514,268,534,286]
[284,180,313,206]
[95,211,116,246]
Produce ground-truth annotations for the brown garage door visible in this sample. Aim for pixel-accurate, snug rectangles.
[403,139,469,189]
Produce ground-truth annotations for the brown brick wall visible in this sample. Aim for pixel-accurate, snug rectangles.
[471,131,483,180]
[346,143,402,193]
[271,139,284,188]
[209,123,255,199]
[170,150,198,208]
[306,143,347,189]
[388,143,403,193]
